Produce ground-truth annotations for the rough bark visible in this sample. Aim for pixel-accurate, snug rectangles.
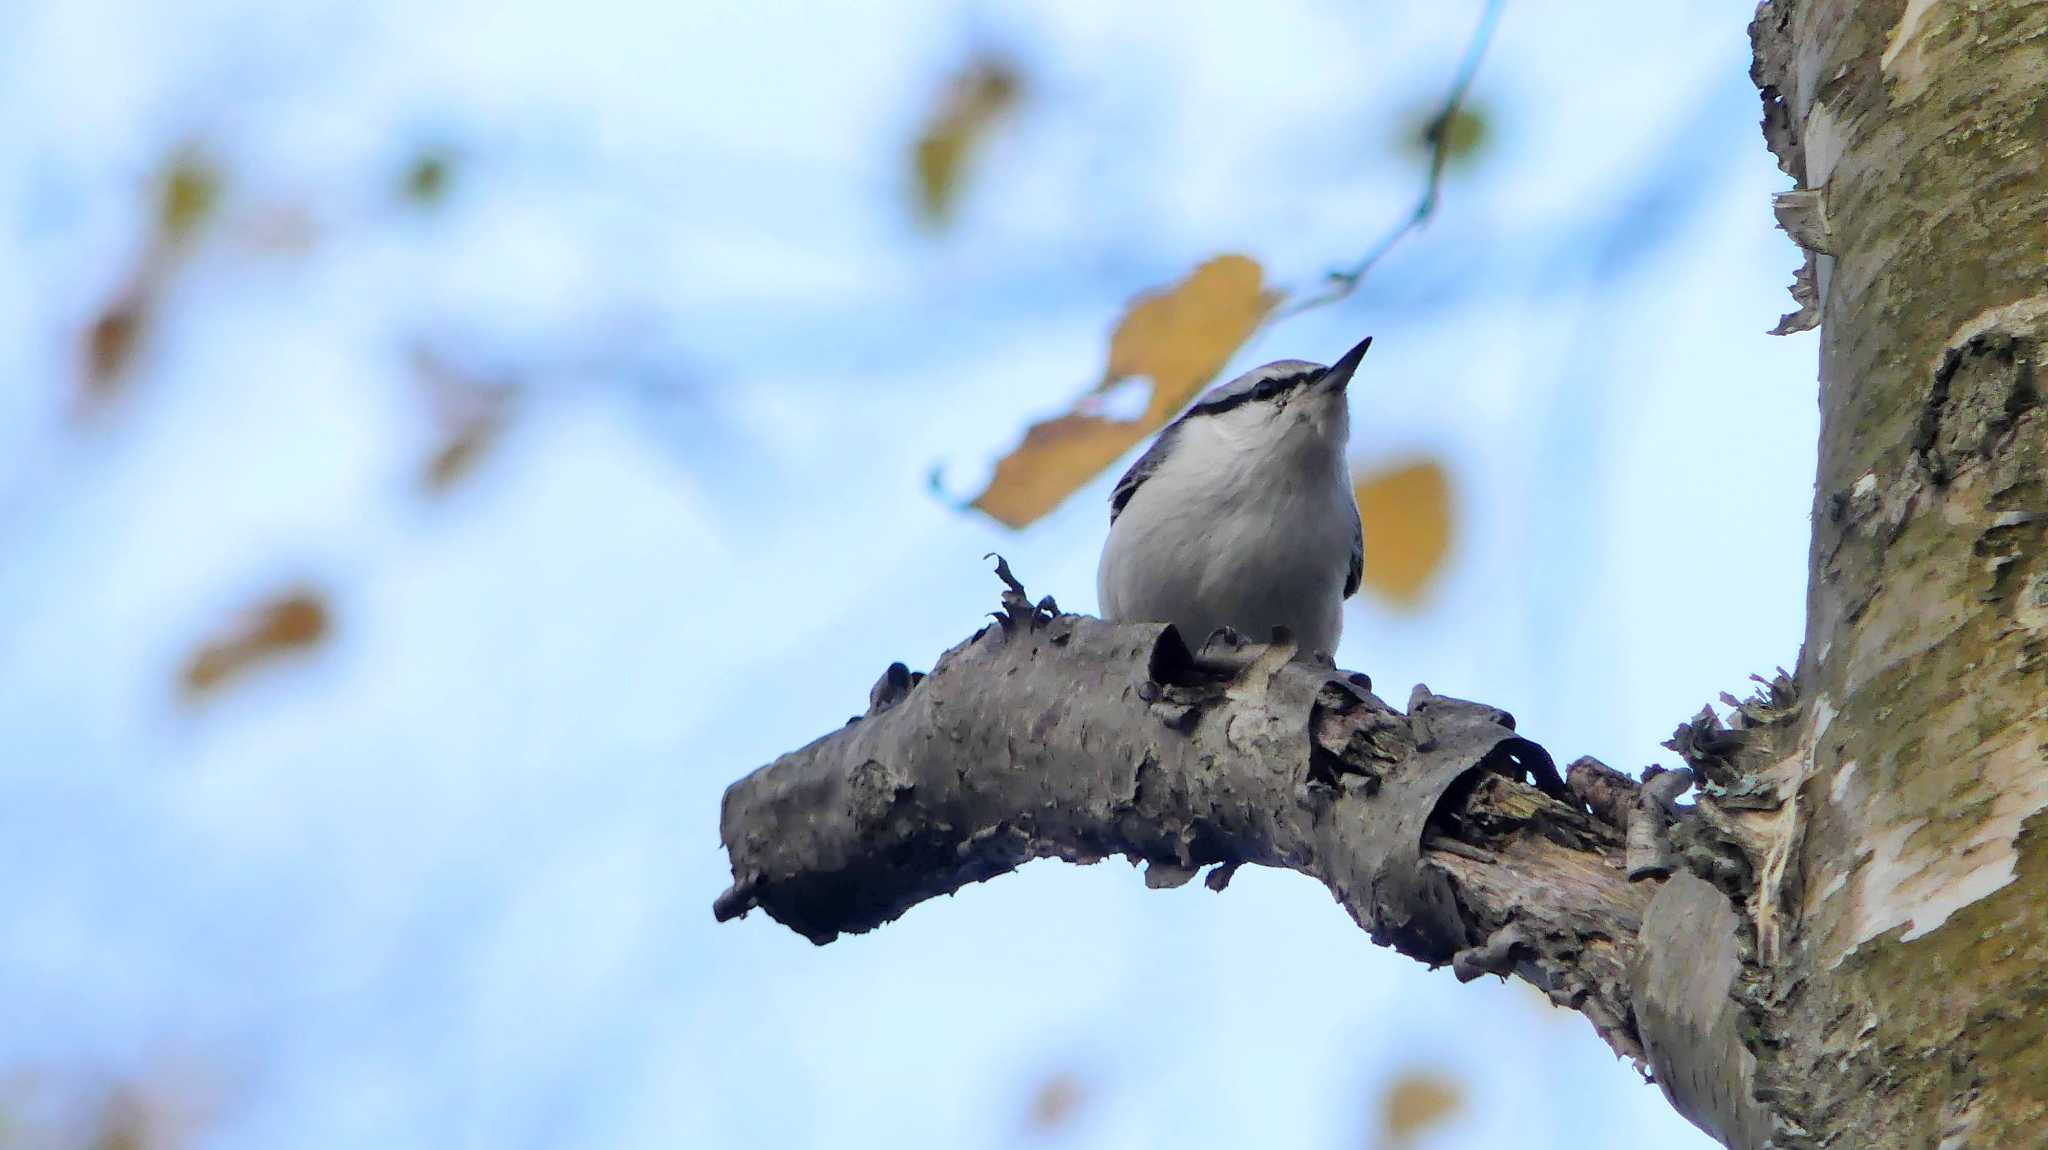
[1726,1,2048,1144]
[718,580,1653,1066]
[715,2,2048,1146]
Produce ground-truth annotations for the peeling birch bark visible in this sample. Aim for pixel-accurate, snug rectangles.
[1724,1,2048,1144]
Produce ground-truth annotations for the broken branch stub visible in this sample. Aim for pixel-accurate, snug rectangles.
[715,563,1652,1062]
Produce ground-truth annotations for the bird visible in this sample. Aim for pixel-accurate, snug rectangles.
[1096,335,1371,659]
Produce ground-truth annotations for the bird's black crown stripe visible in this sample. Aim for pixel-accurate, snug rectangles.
[1184,368,1321,418]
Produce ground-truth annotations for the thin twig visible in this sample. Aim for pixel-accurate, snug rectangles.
[1278,0,1505,318]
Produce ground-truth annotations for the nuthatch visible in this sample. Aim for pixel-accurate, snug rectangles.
[1097,336,1371,658]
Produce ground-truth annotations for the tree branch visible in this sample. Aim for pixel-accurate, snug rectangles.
[1277,0,1504,317]
[715,563,1659,1068]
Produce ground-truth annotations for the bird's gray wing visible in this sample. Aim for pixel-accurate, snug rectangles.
[1109,422,1183,524]
[1344,506,1364,598]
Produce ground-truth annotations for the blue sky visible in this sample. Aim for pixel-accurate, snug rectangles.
[0,2,1814,1147]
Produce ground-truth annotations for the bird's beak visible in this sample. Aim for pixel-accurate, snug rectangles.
[1317,335,1373,392]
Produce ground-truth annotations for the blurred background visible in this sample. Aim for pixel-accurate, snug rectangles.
[0,1,1817,1147]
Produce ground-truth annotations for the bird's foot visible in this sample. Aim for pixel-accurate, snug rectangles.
[983,553,1061,631]
[1193,624,1308,676]
[851,660,926,723]
[1206,624,1249,650]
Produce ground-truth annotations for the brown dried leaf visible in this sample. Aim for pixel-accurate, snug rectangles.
[1354,459,1452,608]
[1377,1070,1464,1147]
[912,56,1022,227]
[1024,1072,1084,1133]
[424,419,505,491]
[413,346,518,494]
[179,588,331,700]
[81,290,150,402]
[90,1090,153,1150]
[0,1060,218,1150]
[971,255,1277,528]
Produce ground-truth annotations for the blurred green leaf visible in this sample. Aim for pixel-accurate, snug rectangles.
[1406,103,1489,166]
[158,151,222,244]
[402,149,455,207]
[912,56,1022,227]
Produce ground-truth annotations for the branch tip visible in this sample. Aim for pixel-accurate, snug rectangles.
[1144,859,1200,889]
[712,883,756,923]
[1278,0,1502,316]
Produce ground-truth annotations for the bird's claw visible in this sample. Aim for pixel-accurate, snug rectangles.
[854,661,925,722]
[984,554,1062,632]
[1203,625,1248,651]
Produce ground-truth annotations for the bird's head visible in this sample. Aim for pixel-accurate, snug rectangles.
[1178,335,1371,449]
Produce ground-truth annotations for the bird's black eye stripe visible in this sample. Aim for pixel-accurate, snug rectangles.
[1258,370,1314,398]
[1186,369,1319,418]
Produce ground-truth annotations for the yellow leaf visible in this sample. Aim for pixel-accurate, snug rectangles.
[1102,254,1276,422]
[180,588,331,700]
[1354,459,1452,607]
[1377,1070,1464,1147]
[912,56,1022,227]
[402,148,454,207]
[971,413,1141,529]
[971,255,1277,528]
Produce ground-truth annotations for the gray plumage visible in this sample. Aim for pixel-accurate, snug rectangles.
[1098,337,1370,657]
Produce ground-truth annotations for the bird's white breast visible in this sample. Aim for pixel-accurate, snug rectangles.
[1098,411,1355,655]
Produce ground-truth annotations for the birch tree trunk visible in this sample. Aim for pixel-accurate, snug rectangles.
[713,3,2048,1146]
[1732,0,2048,1144]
